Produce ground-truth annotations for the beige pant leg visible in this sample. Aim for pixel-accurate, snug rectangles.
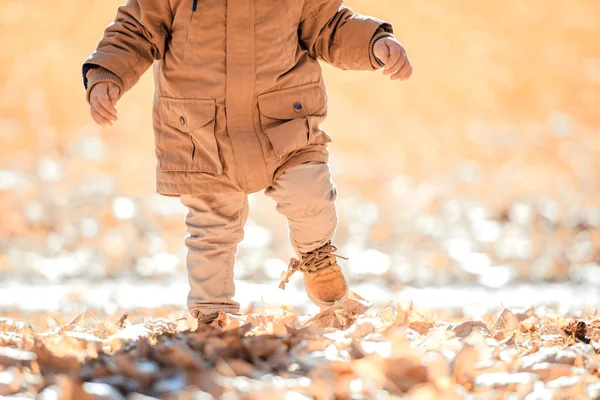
[180,193,248,318]
[265,162,338,255]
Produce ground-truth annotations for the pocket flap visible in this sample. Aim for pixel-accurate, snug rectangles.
[257,83,326,120]
[156,98,216,133]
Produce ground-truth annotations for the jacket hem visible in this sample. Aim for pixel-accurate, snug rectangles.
[272,150,329,182]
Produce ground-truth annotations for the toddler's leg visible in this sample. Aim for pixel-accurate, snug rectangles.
[266,162,347,307]
[265,162,338,256]
[180,193,248,320]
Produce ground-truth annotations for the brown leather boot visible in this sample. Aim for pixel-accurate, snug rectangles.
[279,242,348,308]
[197,312,219,326]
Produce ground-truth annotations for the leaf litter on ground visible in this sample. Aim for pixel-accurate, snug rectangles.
[0,294,600,399]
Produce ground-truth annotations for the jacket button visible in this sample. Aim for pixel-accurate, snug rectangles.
[293,102,303,112]
[179,116,186,126]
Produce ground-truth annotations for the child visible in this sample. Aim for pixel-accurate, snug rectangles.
[83,0,412,324]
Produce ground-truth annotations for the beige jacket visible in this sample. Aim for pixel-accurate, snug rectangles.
[83,0,393,195]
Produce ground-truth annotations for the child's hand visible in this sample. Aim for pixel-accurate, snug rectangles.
[373,37,413,82]
[89,82,120,127]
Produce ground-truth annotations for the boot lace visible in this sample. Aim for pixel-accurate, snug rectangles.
[279,243,347,290]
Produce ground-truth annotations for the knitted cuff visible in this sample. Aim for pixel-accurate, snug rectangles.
[369,31,396,69]
[85,67,124,104]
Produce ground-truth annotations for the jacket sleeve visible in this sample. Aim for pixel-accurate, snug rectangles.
[298,0,394,71]
[82,0,173,95]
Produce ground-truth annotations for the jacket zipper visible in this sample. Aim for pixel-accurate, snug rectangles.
[192,0,199,12]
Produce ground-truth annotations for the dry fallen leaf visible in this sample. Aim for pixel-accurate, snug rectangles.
[519,362,580,381]
[493,308,526,333]
[0,368,22,396]
[0,346,36,368]
[1,304,600,398]
[304,291,371,330]
[451,321,491,338]
[103,324,152,352]
[453,341,479,386]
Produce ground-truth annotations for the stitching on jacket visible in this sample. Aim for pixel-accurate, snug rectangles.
[257,80,323,99]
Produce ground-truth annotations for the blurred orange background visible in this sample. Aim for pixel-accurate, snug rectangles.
[1,0,600,312]
[1,0,599,199]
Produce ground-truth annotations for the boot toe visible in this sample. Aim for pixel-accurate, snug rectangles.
[304,266,348,305]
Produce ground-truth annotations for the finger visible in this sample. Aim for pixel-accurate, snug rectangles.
[391,61,413,81]
[93,101,116,123]
[108,85,120,107]
[384,55,405,77]
[93,99,117,122]
[97,91,117,118]
[91,107,112,126]
[91,107,110,126]
[401,62,414,81]
[383,46,403,75]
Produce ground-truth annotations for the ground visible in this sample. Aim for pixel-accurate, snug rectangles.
[1,293,600,399]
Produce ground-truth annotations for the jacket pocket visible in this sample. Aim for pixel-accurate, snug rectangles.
[154,97,223,173]
[257,82,331,158]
